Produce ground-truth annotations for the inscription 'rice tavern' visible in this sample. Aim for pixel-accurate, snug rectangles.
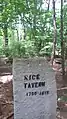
[24,81,45,88]
[24,74,45,88]
[23,74,49,96]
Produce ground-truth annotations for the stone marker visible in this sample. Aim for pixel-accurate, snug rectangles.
[13,58,57,119]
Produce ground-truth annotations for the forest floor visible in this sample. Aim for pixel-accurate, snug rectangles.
[0,58,67,119]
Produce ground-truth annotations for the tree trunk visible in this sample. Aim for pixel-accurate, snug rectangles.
[16,29,19,41]
[3,25,8,46]
[61,0,65,82]
[47,0,50,11]
[45,0,50,11]
[51,0,57,65]
[20,13,26,40]
[23,13,26,40]
[48,0,50,11]
[33,0,37,38]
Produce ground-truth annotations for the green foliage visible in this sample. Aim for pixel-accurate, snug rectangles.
[59,96,67,102]
[0,46,3,56]
[2,40,37,58]
[0,0,67,58]
[39,42,53,56]
[2,39,53,58]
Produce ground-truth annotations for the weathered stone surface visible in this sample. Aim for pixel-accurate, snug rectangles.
[13,58,57,119]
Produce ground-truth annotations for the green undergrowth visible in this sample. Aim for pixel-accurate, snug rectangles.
[61,96,67,102]
[0,40,52,58]
[58,96,67,102]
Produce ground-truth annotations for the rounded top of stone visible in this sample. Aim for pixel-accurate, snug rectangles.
[13,57,54,73]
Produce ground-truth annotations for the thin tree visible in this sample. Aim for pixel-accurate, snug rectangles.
[1,0,8,46]
[33,0,37,38]
[3,24,8,46]
[51,0,57,65]
[61,0,65,82]
[45,0,50,10]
